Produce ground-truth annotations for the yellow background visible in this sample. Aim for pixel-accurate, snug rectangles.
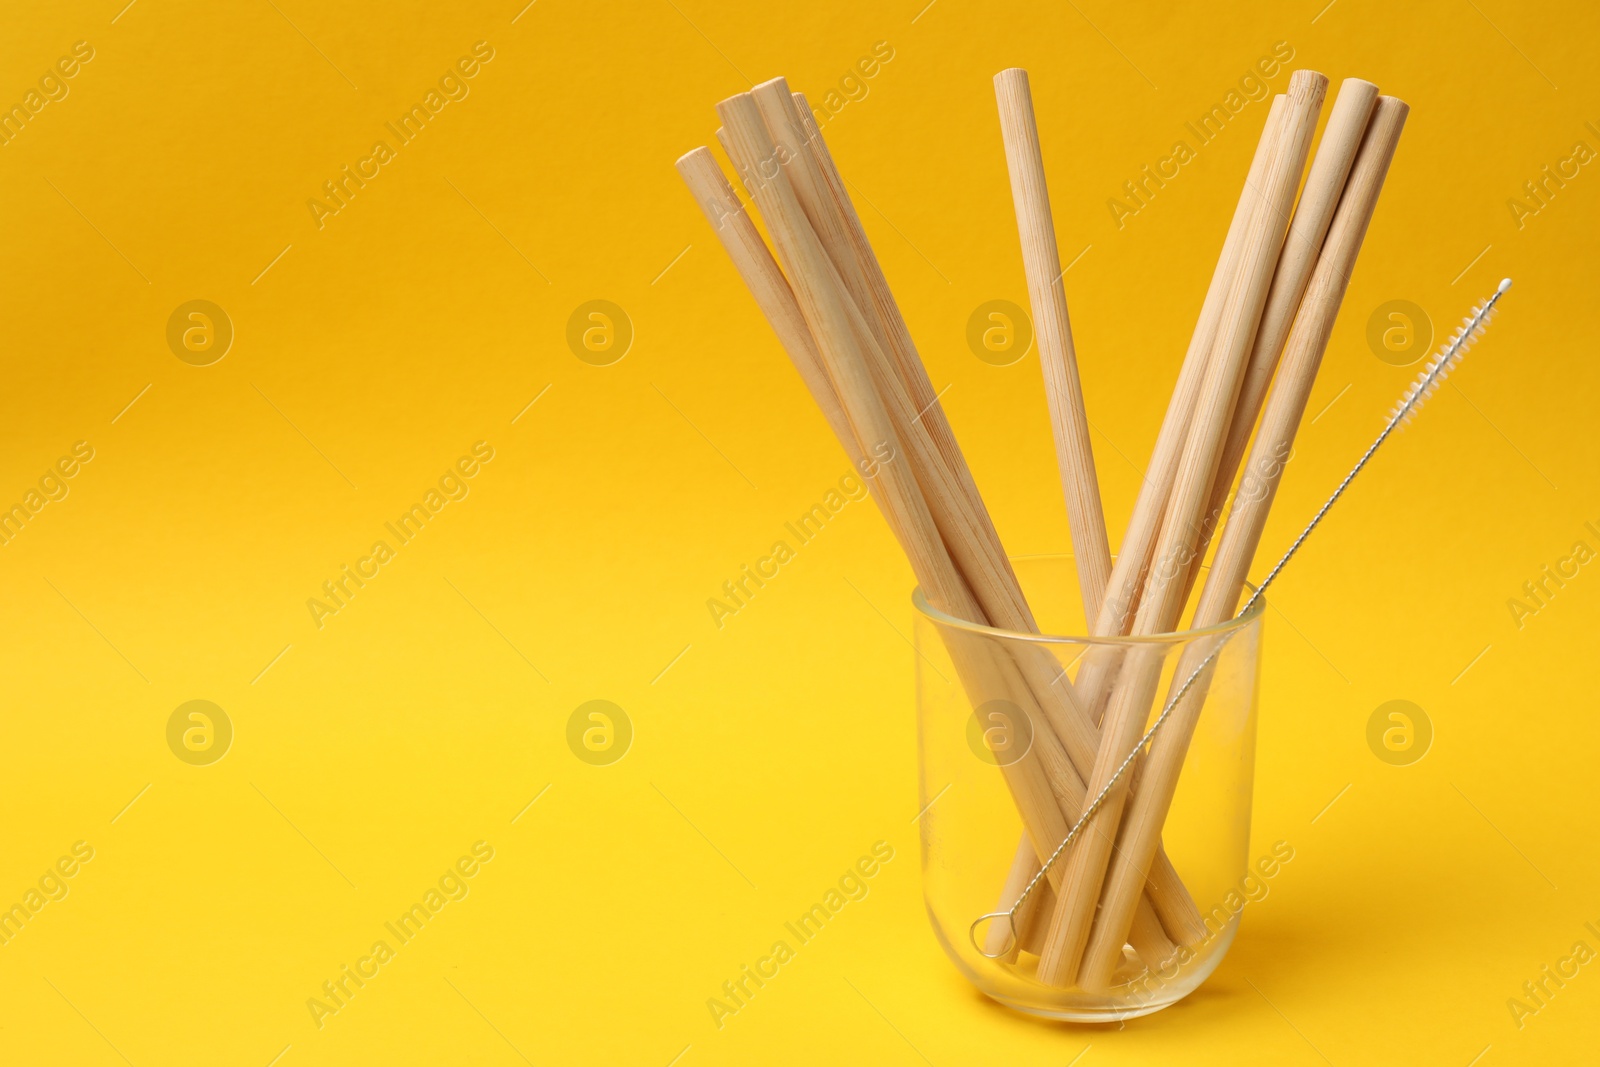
[2,0,1596,1063]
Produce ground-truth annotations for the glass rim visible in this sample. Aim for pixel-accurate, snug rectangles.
[910,553,1266,647]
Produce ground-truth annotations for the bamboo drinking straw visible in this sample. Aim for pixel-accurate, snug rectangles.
[993,68,1112,615]
[1077,96,1411,988]
[1174,78,1379,611]
[1035,70,1328,987]
[689,106,1197,962]
[987,56,1205,931]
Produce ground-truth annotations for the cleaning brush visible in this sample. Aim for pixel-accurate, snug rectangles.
[1392,278,1510,427]
[974,278,1515,957]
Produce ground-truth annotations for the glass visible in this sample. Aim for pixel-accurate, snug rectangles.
[911,555,1265,1021]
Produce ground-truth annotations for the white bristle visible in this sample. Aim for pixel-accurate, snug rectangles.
[1388,298,1501,427]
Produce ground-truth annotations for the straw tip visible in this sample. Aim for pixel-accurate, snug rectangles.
[1374,95,1411,120]
[1498,277,1514,293]
[713,90,754,116]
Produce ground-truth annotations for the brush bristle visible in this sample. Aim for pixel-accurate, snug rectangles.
[1389,303,1497,427]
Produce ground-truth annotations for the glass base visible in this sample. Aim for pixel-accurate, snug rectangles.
[964,922,1238,1022]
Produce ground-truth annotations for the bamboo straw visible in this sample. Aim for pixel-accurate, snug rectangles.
[990,66,1119,961]
[1077,96,1411,988]
[691,105,1198,962]
[1035,70,1328,987]
[1094,94,1288,633]
[993,67,1112,615]
[1175,78,1379,613]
